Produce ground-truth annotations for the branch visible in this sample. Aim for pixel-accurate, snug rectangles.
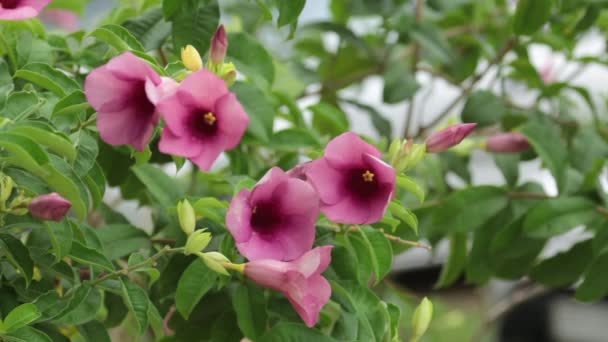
[416,37,518,138]
[347,225,432,251]
[402,0,425,138]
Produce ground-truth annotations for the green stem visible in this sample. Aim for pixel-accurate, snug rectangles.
[89,246,184,286]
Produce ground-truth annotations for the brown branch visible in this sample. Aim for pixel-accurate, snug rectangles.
[416,37,518,138]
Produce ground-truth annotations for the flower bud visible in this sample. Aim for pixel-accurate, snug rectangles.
[181,45,203,72]
[177,199,196,235]
[425,123,477,153]
[185,229,211,255]
[210,25,228,65]
[395,143,426,172]
[0,173,14,209]
[411,297,433,342]
[199,251,230,275]
[486,132,530,153]
[28,193,71,221]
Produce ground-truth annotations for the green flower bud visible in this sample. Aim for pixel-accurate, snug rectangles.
[199,252,230,276]
[177,199,196,235]
[185,230,211,255]
[396,143,426,172]
[0,173,14,210]
[411,297,433,342]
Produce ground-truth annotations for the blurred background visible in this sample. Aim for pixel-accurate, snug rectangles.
[53,0,608,341]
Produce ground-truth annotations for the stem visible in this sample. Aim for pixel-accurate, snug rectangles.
[89,246,184,286]
[157,47,168,66]
[222,262,245,273]
[416,37,518,138]
[402,0,425,138]
[347,226,432,251]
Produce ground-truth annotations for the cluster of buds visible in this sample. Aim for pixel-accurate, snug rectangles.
[180,25,236,86]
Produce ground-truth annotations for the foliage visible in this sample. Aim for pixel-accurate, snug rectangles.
[0,0,606,341]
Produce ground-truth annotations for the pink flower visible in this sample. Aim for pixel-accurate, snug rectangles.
[486,132,530,153]
[28,192,71,221]
[85,52,178,151]
[42,9,79,32]
[305,132,396,224]
[158,69,248,171]
[540,60,554,84]
[0,0,51,20]
[226,167,319,261]
[210,25,228,65]
[425,123,476,153]
[245,246,333,327]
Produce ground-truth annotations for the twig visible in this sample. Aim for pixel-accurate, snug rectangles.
[163,305,176,337]
[347,225,432,251]
[416,37,518,138]
[402,0,425,138]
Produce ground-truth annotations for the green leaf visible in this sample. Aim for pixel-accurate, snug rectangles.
[14,63,80,97]
[169,0,219,56]
[52,91,90,117]
[175,259,217,319]
[131,164,185,207]
[523,197,598,237]
[359,226,393,284]
[89,24,145,53]
[436,233,468,288]
[2,304,41,333]
[277,0,306,27]
[309,102,349,137]
[494,154,519,187]
[227,32,275,87]
[45,155,89,219]
[259,322,337,342]
[120,278,149,335]
[0,92,42,120]
[233,283,268,340]
[383,60,419,104]
[530,239,592,287]
[0,234,33,286]
[513,0,553,35]
[55,287,101,325]
[410,22,451,64]
[461,90,506,127]
[51,286,92,321]
[77,320,111,342]
[123,7,172,51]
[46,0,87,14]
[433,186,509,233]
[96,224,150,260]
[396,175,425,203]
[9,123,76,162]
[520,119,567,191]
[268,128,321,151]
[84,162,106,210]
[44,221,73,262]
[3,326,52,342]
[343,100,392,139]
[69,241,114,271]
[389,201,418,234]
[0,132,49,177]
[232,82,275,142]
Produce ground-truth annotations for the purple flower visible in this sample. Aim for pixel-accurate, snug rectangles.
[226,167,319,261]
[210,25,228,65]
[158,69,249,171]
[425,123,477,153]
[245,246,333,327]
[28,192,71,221]
[85,52,178,151]
[486,132,530,153]
[0,0,51,20]
[305,132,396,225]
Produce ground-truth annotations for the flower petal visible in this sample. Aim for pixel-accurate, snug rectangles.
[250,167,288,205]
[97,107,157,151]
[189,143,225,171]
[324,132,382,170]
[237,233,286,261]
[215,93,249,149]
[105,52,160,84]
[179,69,229,111]
[158,127,202,158]
[284,273,331,327]
[305,158,346,206]
[226,189,254,243]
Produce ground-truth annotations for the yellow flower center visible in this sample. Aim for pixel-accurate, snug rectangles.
[362,170,375,182]
[203,112,216,125]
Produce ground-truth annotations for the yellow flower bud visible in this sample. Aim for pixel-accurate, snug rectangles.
[177,199,196,235]
[181,45,203,72]
[411,297,433,342]
[184,229,211,255]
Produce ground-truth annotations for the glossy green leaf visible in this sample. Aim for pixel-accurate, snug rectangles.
[0,234,33,286]
[433,186,509,233]
[131,164,185,207]
[259,322,337,342]
[530,239,592,287]
[169,0,219,56]
[396,175,425,203]
[436,233,468,288]
[523,197,598,237]
[0,132,49,177]
[10,122,76,162]
[69,241,114,271]
[233,283,268,340]
[389,201,418,234]
[77,320,111,342]
[52,91,90,117]
[232,82,275,142]
[123,7,172,51]
[461,90,506,127]
[44,221,73,262]
[269,128,321,151]
[55,286,101,325]
[228,32,275,86]
[514,0,553,35]
[360,226,393,284]
[14,63,80,96]
[3,326,52,342]
[96,224,150,260]
[121,278,149,335]
[2,304,41,333]
[383,60,419,104]
[309,102,349,137]
[90,24,145,52]
[175,259,217,319]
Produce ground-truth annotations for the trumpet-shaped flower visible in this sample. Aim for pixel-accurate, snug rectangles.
[0,0,52,20]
